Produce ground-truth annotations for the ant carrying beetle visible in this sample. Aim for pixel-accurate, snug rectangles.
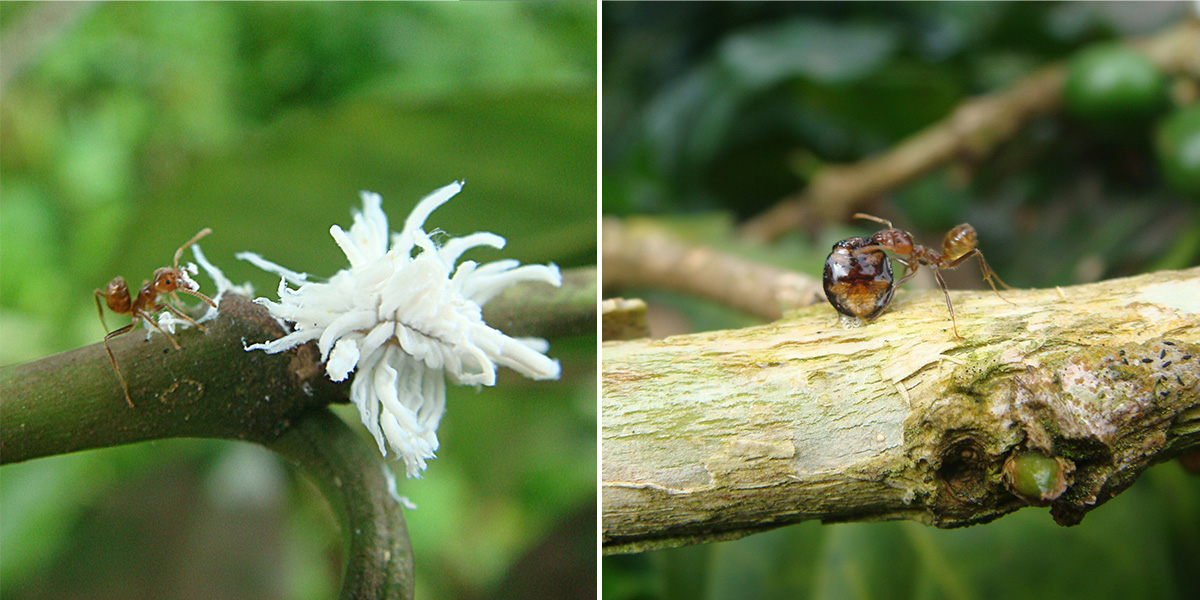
[95,228,217,406]
[823,214,1012,338]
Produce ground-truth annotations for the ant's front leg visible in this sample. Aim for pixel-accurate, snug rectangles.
[157,301,207,335]
[139,306,184,349]
[892,257,918,286]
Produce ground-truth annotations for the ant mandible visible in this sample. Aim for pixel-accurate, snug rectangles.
[95,228,218,406]
[823,215,1012,338]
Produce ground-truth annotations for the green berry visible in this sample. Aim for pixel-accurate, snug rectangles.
[1156,104,1200,199]
[1003,452,1073,505]
[1064,44,1168,121]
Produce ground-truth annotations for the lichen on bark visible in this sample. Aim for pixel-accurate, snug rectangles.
[603,267,1200,553]
[903,339,1200,528]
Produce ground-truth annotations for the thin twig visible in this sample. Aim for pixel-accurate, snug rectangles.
[739,20,1200,242]
[604,217,824,320]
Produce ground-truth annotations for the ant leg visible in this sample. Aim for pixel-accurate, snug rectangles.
[159,300,208,333]
[103,323,136,407]
[930,267,963,339]
[94,290,112,333]
[892,257,918,286]
[139,307,183,349]
[943,249,1015,304]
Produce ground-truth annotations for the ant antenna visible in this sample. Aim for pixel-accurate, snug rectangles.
[852,213,894,229]
[174,228,213,269]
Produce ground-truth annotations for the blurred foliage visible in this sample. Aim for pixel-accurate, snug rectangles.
[603,2,1200,599]
[604,463,1200,600]
[1,2,595,599]
[603,1,1200,300]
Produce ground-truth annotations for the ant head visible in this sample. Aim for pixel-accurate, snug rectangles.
[942,224,977,261]
[870,228,914,255]
[152,266,199,294]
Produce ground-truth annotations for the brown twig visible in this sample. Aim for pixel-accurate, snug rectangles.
[603,217,824,321]
[738,20,1200,242]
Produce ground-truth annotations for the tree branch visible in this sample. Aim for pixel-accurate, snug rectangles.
[0,294,340,462]
[602,267,1200,554]
[738,20,1200,242]
[604,217,824,320]
[268,409,414,600]
[483,266,597,338]
[0,267,592,595]
[0,266,595,462]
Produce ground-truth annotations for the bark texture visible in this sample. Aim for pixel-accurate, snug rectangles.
[603,267,1200,554]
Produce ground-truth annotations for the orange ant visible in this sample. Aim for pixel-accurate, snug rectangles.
[95,228,217,406]
[824,215,1012,338]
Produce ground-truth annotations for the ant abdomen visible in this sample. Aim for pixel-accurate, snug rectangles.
[941,224,978,263]
[104,277,132,313]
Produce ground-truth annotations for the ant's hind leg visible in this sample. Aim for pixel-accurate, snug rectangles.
[102,323,136,407]
[94,290,112,333]
[944,249,1015,304]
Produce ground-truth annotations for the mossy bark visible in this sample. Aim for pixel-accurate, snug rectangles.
[602,267,1200,554]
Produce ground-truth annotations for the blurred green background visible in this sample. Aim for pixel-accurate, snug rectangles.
[1,2,596,599]
[602,2,1199,599]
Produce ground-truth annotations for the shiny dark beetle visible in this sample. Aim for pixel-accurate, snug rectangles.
[823,236,896,320]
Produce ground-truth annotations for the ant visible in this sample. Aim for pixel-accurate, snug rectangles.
[95,228,217,406]
[823,215,1012,338]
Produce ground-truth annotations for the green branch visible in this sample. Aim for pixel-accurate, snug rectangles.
[0,266,594,597]
[483,266,597,339]
[0,294,340,462]
[269,409,414,600]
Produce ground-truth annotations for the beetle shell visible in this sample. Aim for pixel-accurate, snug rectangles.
[823,237,895,320]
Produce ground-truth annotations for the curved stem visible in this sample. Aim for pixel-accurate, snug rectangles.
[269,409,414,600]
